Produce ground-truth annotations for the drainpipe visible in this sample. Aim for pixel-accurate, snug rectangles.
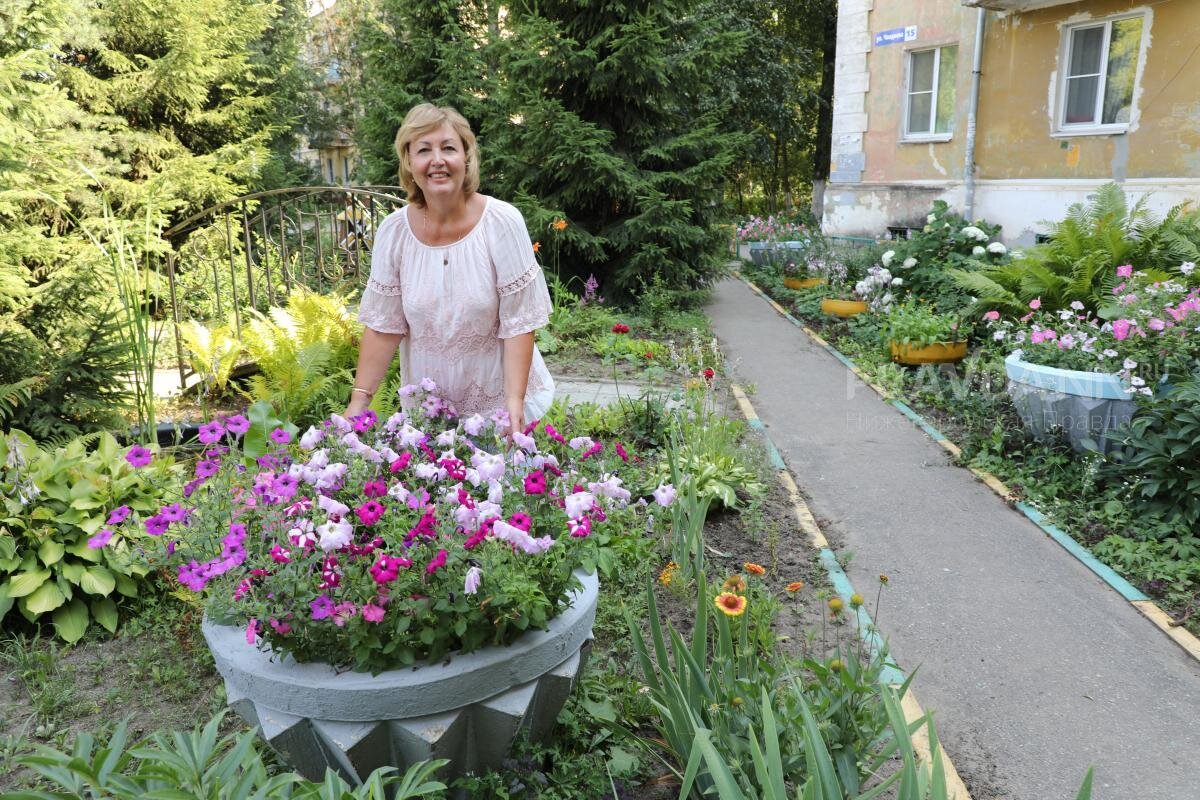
[964,8,986,220]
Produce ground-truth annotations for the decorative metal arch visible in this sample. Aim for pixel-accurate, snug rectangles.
[161,185,407,385]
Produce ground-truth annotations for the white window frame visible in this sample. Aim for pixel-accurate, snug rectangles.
[902,45,956,143]
[1054,12,1148,137]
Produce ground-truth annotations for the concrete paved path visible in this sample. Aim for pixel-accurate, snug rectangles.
[707,277,1200,800]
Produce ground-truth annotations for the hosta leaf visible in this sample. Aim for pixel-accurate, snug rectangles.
[91,596,118,633]
[61,561,86,584]
[38,539,65,566]
[7,568,50,598]
[114,573,139,597]
[80,566,116,596]
[0,582,12,624]
[23,580,66,614]
[53,598,89,643]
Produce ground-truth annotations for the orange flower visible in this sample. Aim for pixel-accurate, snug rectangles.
[722,575,746,593]
[743,562,765,576]
[532,241,541,253]
[552,219,568,231]
[714,592,747,616]
[785,581,805,593]
[658,561,677,586]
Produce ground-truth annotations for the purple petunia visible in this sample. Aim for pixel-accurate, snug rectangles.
[125,445,152,468]
[198,421,225,444]
[195,459,220,479]
[106,505,132,525]
[269,428,292,445]
[87,528,115,549]
[224,414,250,436]
[310,594,334,620]
[144,515,169,536]
[159,503,187,523]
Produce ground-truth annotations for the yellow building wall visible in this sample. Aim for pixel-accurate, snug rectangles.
[977,0,1200,180]
[861,0,976,184]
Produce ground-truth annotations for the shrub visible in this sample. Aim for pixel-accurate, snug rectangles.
[952,183,1200,314]
[0,431,174,642]
[882,301,970,348]
[1102,368,1200,530]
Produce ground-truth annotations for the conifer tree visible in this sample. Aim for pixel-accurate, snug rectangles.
[355,0,492,186]
[486,0,748,297]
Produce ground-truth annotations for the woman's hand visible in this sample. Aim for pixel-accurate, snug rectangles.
[344,394,372,419]
[505,395,525,439]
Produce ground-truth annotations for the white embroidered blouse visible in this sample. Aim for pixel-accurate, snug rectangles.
[357,196,555,420]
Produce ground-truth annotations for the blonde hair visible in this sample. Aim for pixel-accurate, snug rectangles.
[393,103,479,207]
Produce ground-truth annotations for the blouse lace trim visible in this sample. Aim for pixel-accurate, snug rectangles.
[497,262,540,297]
[366,277,403,297]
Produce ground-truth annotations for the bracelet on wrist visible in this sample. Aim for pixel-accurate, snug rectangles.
[350,386,374,399]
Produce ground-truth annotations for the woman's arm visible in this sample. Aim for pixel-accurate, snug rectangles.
[344,327,403,416]
[502,331,535,433]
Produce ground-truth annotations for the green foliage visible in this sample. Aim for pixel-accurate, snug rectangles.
[882,200,1005,310]
[1102,371,1200,530]
[951,183,1200,314]
[881,302,970,348]
[10,712,448,799]
[486,1,748,299]
[179,320,245,397]
[239,288,360,427]
[0,431,173,642]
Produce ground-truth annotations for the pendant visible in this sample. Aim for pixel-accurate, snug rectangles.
[443,254,449,266]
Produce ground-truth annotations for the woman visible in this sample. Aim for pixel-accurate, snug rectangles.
[346,103,554,432]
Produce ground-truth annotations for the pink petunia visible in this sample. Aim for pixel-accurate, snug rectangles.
[983,310,1000,322]
[1112,319,1132,341]
[1116,264,1133,278]
[1029,298,1042,310]
[361,603,385,623]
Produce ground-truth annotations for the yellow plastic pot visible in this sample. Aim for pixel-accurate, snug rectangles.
[820,298,869,318]
[889,340,968,365]
[783,276,825,290]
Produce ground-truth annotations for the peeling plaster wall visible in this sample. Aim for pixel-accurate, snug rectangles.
[824,0,1200,241]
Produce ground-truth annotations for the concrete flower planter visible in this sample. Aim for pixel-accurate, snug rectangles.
[203,570,599,785]
[1004,351,1135,453]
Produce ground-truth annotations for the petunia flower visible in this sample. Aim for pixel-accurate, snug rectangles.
[464,566,482,595]
[309,595,334,620]
[361,603,385,623]
[198,421,225,444]
[355,500,386,526]
[652,483,677,508]
[224,414,250,436]
[87,528,114,549]
[107,505,132,524]
[125,445,152,468]
[523,470,547,495]
[144,515,169,536]
[269,428,292,445]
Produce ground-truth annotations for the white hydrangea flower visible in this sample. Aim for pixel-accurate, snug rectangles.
[987,242,1007,255]
[881,250,896,267]
[902,257,917,269]
[891,277,903,286]
[960,225,984,240]
[972,246,986,257]
[927,214,937,223]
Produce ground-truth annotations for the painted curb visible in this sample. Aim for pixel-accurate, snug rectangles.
[729,381,971,800]
[731,269,1200,667]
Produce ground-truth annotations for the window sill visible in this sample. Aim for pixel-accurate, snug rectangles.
[1051,125,1129,138]
[900,134,953,144]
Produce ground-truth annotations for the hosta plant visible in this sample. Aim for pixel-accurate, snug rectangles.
[92,380,661,674]
[883,302,969,348]
[0,431,174,642]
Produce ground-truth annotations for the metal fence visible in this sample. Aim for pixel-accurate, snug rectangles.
[161,185,406,385]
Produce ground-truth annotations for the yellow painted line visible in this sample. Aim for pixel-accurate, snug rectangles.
[969,468,1016,501]
[938,438,963,458]
[1132,601,1200,662]
[766,297,791,317]
[777,469,828,549]
[729,384,759,422]
[900,689,973,800]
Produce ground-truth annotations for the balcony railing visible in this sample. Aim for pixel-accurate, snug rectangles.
[962,0,1078,10]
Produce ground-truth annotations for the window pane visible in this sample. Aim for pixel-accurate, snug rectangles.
[908,92,932,133]
[1103,17,1143,124]
[935,46,958,133]
[1064,75,1099,124]
[910,50,935,93]
[1068,26,1104,77]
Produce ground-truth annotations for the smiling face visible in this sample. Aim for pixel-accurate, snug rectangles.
[408,123,467,204]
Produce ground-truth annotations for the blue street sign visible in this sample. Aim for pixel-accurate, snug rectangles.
[874,26,918,47]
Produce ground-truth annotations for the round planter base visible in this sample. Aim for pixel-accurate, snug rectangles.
[203,571,599,785]
[820,298,869,318]
[1004,351,1134,453]
[890,341,968,365]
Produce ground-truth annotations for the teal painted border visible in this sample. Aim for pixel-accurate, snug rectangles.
[732,270,1153,613]
[1016,502,1148,601]
[746,418,787,470]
